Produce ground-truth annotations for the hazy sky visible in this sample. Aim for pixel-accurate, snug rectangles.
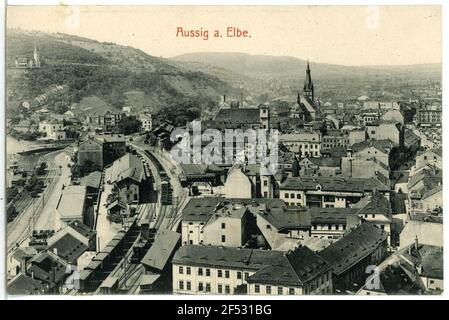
[7,5,442,66]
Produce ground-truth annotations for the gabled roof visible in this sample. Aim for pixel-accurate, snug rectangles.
[110,153,144,184]
[56,186,87,220]
[173,245,331,287]
[258,206,311,231]
[141,230,181,271]
[352,192,392,219]
[214,108,260,126]
[67,220,96,241]
[319,222,388,275]
[351,139,393,154]
[7,273,46,295]
[308,207,360,225]
[47,234,88,264]
[79,171,102,190]
[280,176,389,193]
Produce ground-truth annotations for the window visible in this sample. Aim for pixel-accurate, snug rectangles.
[266,224,271,230]
[198,282,204,291]
[278,287,283,295]
[198,268,203,276]
[328,225,332,230]
[225,270,230,278]
[221,223,226,229]
[237,272,242,279]
[264,180,268,186]
[244,272,249,280]
[225,285,230,294]
[255,285,260,293]
[372,214,375,218]
[179,266,183,274]
[289,288,295,295]
[266,286,272,294]
[186,281,191,291]
[285,193,289,199]
[179,281,184,290]
[290,193,295,198]
[206,283,211,292]
[296,194,301,199]
[221,235,226,243]
[218,284,223,293]
[186,267,191,275]
[218,270,223,278]
[335,225,339,230]
[206,268,210,277]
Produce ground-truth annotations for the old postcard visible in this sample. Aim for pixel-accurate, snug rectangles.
[3,4,443,298]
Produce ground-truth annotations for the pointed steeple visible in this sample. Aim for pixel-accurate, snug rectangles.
[303,59,314,101]
[297,91,301,104]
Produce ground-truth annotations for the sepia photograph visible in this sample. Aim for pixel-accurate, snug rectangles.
[2,3,444,300]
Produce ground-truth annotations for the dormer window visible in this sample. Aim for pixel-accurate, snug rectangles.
[316,184,322,191]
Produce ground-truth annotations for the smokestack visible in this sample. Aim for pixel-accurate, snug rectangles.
[415,236,419,250]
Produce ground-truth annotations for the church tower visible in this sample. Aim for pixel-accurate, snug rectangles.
[33,40,41,68]
[259,103,270,130]
[303,60,314,101]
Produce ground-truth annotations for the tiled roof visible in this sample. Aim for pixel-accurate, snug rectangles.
[351,139,394,154]
[308,207,360,225]
[47,234,88,264]
[173,245,331,287]
[280,176,389,193]
[79,171,102,189]
[319,222,388,275]
[214,108,260,126]
[110,153,144,184]
[56,186,86,219]
[68,220,96,240]
[141,230,181,271]
[258,206,311,231]
[352,192,392,219]
[7,273,45,295]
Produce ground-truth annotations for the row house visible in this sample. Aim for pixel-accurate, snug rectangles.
[172,245,332,295]
[279,176,390,208]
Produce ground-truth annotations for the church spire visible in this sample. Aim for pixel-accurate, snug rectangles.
[303,59,314,101]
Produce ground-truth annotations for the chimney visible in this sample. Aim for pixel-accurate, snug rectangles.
[223,94,226,102]
[53,248,58,256]
[348,158,353,178]
[414,236,419,250]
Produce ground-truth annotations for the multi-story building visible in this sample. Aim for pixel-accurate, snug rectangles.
[77,135,126,169]
[414,103,442,128]
[321,131,349,152]
[365,122,403,147]
[279,132,321,158]
[202,202,251,247]
[172,245,333,295]
[308,207,361,240]
[109,153,146,204]
[38,119,66,140]
[319,221,388,293]
[279,176,390,208]
[87,110,123,132]
[139,113,153,132]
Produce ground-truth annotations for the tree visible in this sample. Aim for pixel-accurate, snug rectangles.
[117,116,141,135]
[36,162,48,175]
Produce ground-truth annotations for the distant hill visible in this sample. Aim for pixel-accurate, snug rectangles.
[6,29,240,117]
[172,52,442,81]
